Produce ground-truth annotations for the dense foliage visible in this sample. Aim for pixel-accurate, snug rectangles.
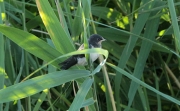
[0,0,180,111]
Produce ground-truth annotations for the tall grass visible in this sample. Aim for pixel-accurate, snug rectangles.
[0,0,180,111]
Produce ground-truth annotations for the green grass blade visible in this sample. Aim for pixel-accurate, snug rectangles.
[167,0,180,52]
[35,0,75,53]
[137,87,149,111]
[0,25,62,66]
[0,2,5,110]
[154,73,161,111]
[71,1,83,37]
[5,39,16,84]
[107,62,180,105]
[127,1,162,110]
[115,0,154,110]
[0,70,90,103]
[81,98,94,108]
[33,89,48,111]
[69,78,93,111]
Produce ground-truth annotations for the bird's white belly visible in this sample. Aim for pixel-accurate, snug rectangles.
[77,53,99,65]
[90,53,99,62]
[77,57,87,65]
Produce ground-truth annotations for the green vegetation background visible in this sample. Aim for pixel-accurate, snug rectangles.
[0,0,180,111]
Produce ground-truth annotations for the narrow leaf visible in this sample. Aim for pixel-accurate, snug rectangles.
[0,70,90,103]
[69,78,93,111]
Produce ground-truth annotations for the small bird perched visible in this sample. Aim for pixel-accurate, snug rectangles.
[59,34,105,70]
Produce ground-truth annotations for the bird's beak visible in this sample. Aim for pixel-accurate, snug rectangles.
[101,38,106,42]
[99,38,106,44]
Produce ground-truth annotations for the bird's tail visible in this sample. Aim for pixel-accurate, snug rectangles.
[59,56,77,70]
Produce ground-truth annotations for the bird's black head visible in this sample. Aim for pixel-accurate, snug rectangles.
[89,34,105,47]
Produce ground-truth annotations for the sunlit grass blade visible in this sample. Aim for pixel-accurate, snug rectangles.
[36,0,75,53]
[55,0,70,37]
[0,70,90,103]
[0,25,62,66]
[71,1,83,37]
[0,1,5,109]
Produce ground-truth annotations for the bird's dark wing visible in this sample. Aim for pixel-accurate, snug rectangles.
[59,54,85,70]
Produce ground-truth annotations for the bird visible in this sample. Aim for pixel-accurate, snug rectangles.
[59,34,106,70]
